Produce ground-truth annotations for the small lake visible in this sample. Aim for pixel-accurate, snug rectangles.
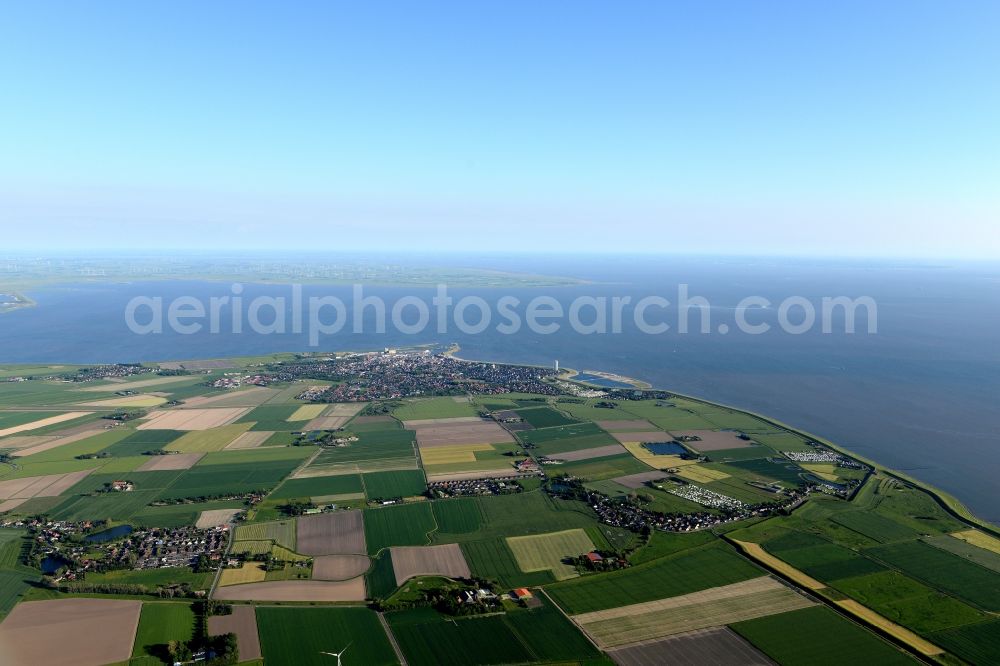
[40,555,69,574]
[573,372,633,388]
[642,441,688,455]
[84,524,133,543]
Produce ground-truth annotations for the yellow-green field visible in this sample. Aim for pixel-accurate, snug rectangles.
[507,528,595,580]
[420,442,513,476]
[676,465,731,483]
[218,562,267,586]
[573,576,815,647]
[81,395,167,408]
[166,423,254,452]
[288,404,327,422]
[621,442,695,470]
[950,529,1000,555]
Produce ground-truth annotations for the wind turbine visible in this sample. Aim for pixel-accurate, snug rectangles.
[320,643,351,666]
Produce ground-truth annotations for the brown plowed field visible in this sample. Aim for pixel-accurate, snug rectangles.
[137,408,249,431]
[208,605,261,660]
[390,544,471,585]
[0,598,141,666]
[312,554,372,580]
[212,579,366,601]
[136,452,204,471]
[296,510,366,555]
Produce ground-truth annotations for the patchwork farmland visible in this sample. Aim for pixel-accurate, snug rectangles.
[0,354,994,666]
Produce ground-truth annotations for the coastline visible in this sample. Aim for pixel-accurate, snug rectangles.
[4,345,995,532]
[444,344,998,532]
[0,292,34,314]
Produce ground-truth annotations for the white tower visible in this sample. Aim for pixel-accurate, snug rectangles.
[555,360,559,372]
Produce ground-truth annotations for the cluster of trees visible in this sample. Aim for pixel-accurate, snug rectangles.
[52,581,200,598]
[373,579,500,616]
[570,552,630,573]
[361,400,402,415]
[102,409,147,422]
[278,500,315,517]
[150,601,239,665]
[148,491,262,505]
[244,551,311,576]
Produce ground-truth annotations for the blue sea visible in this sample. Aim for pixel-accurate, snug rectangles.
[2,255,998,523]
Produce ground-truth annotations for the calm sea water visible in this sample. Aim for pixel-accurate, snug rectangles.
[2,255,998,523]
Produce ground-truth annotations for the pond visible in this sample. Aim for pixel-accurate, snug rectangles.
[84,524,133,543]
[573,372,633,388]
[40,554,70,574]
[642,441,688,455]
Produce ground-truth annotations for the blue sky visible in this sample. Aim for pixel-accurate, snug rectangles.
[1,1,997,257]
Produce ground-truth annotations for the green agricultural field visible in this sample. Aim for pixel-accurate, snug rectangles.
[629,529,717,564]
[514,406,579,428]
[703,445,773,461]
[1,496,63,516]
[392,397,479,421]
[733,430,815,453]
[0,568,38,619]
[7,429,131,464]
[362,469,426,499]
[831,570,985,633]
[307,426,417,474]
[923,534,1000,573]
[154,458,303,501]
[236,405,301,431]
[132,602,196,658]
[558,453,653,481]
[773,542,887,582]
[166,423,253,452]
[50,489,162,522]
[506,528,594,580]
[102,429,185,457]
[864,541,1000,612]
[1,458,104,479]
[197,445,314,465]
[525,431,620,455]
[866,484,968,535]
[618,402,716,431]
[68,470,184,494]
[698,409,772,432]
[132,499,244,528]
[503,596,603,662]
[270,474,364,500]
[0,410,62,429]
[459,538,555,588]
[546,542,761,615]
[731,606,916,665]
[77,566,213,590]
[387,607,533,666]
[0,530,36,618]
[931,619,1000,665]
[0,380,95,407]
[516,421,605,445]
[0,532,25,569]
[366,550,398,599]
[831,511,919,543]
[234,519,297,550]
[364,502,435,554]
[257,606,400,666]
[472,492,597,540]
[723,457,805,485]
[431,498,483,535]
